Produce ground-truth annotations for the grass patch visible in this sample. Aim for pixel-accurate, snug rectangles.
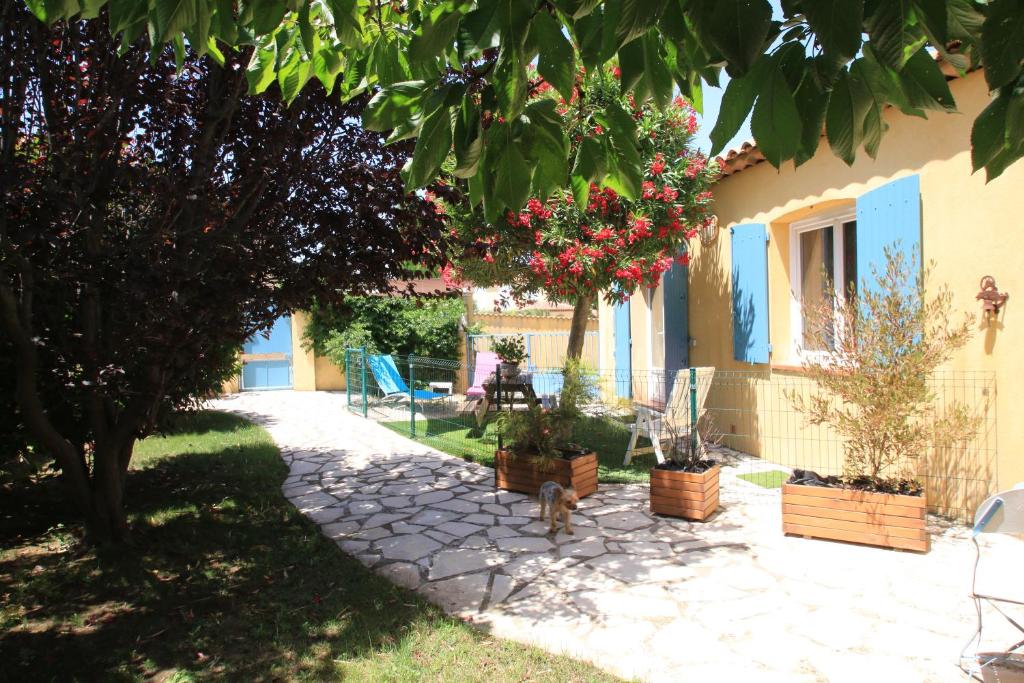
[737,470,788,489]
[0,411,621,682]
[381,413,654,484]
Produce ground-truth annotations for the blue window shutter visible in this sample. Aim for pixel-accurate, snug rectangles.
[856,175,921,295]
[662,255,689,376]
[613,296,631,398]
[731,223,770,364]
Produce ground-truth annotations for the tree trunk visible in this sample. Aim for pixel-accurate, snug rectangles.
[566,292,595,361]
[86,438,133,544]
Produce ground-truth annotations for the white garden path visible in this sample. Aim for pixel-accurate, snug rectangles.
[211,390,1024,682]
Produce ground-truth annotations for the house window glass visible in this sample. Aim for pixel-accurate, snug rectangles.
[843,221,857,296]
[799,226,834,351]
[790,214,857,357]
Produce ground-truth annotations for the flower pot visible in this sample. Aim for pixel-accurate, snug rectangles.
[499,362,520,380]
[979,653,1024,683]
[494,449,598,498]
[649,464,719,521]
[781,483,929,552]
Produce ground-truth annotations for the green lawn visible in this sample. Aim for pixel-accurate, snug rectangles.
[0,411,621,682]
[382,413,655,484]
[736,470,788,489]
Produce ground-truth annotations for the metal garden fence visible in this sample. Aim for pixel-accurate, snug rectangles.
[343,348,998,522]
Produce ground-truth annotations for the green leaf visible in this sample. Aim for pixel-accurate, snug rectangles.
[25,0,47,22]
[615,0,668,48]
[363,81,429,131]
[210,0,237,44]
[372,36,411,87]
[983,137,1024,182]
[750,62,802,167]
[279,50,312,105]
[792,74,828,166]
[153,0,198,42]
[618,38,646,96]
[910,0,948,45]
[971,91,1010,173]
[402,105,454,191]
[860,45,925,118]
[802,0,864,60]
[458,0,501,59]
[981,0,1024,90]
[109,0,147,34]
[705,0,773,76]
[532,12,576,102]
[245,42,278,94]
[826,68,871,165]
[250,0,288,35]
[641,30,674,110]
[850,59,887,159]
[1006,88,1024,148]
[313,47,345,94]
[947,0,984,42]
[864,0,927,69]
[898,47,957,112]
[453,100,484,179]
[596,101,642,199]
[571,137,605,209]
[708,55,770,156]
[524,99,570,199]
[409,8,463,63]
[492,124,532,211]
[494,45,528,120]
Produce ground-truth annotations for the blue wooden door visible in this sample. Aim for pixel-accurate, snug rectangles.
[241,315,293,390]
[613,297,631,398]
[663,257,689,398]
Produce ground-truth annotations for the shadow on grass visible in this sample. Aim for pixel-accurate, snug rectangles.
[0,412,615,682]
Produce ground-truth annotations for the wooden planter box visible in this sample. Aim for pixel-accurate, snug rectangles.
[782,483,929,552]
[650,465,720,521]
[494,450,598,498]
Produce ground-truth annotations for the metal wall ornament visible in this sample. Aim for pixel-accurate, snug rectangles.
[699,215,719,246]
[976,276,1009,316]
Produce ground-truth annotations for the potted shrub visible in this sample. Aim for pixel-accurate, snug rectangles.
[784,248,977,552]
[491,334,528,380]
[649,420,720,521]
[494,361,598,497]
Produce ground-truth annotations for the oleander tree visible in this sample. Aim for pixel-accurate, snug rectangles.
[0,3,447,543]
[23,0,1024,213]
[435,66,716,358]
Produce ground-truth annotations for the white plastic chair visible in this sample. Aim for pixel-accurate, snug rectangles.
[960,484,1024,681]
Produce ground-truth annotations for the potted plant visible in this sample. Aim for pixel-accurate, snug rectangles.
[494,361,599,497]
[649,419,720,521]
[491,335,528,380]
[784,248,977,552]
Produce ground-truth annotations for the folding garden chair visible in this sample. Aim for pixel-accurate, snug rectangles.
[623,367,715,466]
[466,351,499,399]
[960,484,1024,682]
[367,354,448,403]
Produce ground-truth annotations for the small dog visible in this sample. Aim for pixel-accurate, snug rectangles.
[538,481,579,535]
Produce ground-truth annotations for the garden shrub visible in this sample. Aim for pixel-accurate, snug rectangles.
[304,296,466,366]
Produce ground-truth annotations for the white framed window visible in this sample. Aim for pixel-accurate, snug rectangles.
[788,209,858,362]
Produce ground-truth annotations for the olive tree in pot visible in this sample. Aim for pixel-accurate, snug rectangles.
[784,247,978,552]
[491,335,528,380]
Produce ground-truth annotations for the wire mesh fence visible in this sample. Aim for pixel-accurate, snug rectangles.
[343,348,998,522]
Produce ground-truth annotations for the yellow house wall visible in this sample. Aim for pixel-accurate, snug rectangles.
[290,310,317,391]
[684,69,1021,501]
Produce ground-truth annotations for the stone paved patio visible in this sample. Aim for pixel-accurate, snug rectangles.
[211,390,1024,682]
